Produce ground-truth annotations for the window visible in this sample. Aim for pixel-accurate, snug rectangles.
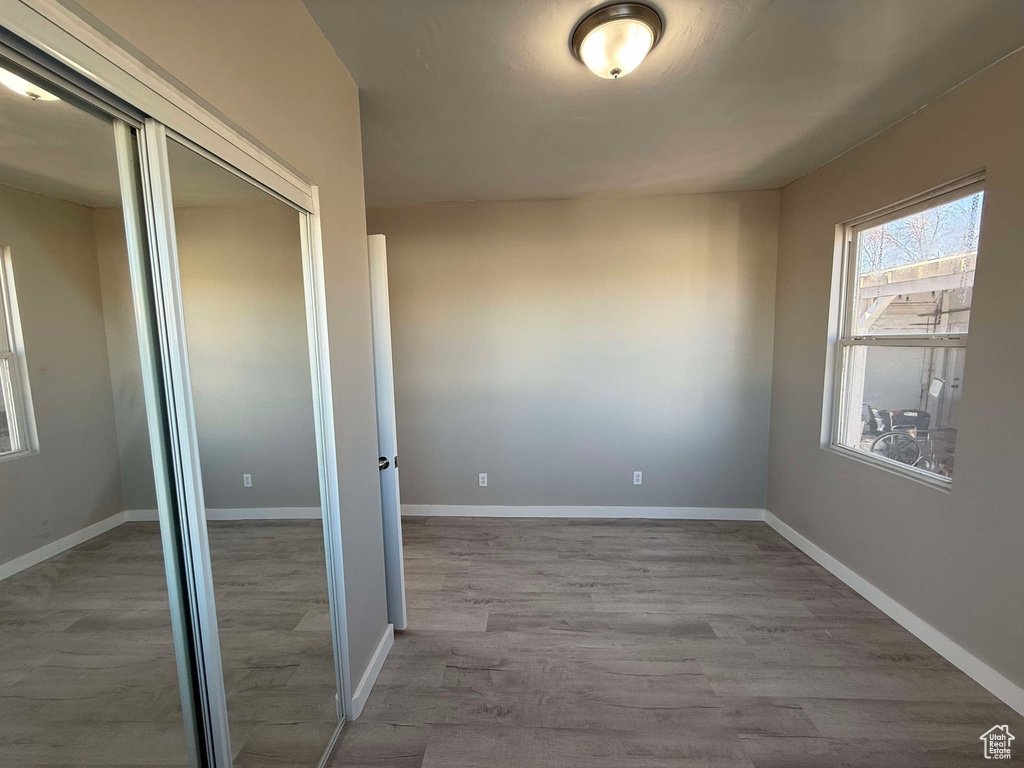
[831,177,985,484]
[0,247,34,459]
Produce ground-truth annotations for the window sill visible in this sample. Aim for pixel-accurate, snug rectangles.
[0,447,35,464]
[824,443,952,493]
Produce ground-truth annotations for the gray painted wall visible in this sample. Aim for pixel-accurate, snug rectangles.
[368,193,779,509]
[767,50,1024,688]
[96,205,320,512]
[177,205,320,510]
[1,194,321,567]
[0,184,124,563]
[94,207,156,510]
[79,0,390,683]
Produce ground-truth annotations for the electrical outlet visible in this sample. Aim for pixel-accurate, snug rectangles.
[633,471,642,485]
[478,473,488,487]
[243,473,252,488]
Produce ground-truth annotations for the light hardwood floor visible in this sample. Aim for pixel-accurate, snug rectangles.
[4,517,1021,767]
[0,520,337,768]
[328,517,1022,768]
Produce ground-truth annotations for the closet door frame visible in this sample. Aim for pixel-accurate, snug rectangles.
[144,124,354,765]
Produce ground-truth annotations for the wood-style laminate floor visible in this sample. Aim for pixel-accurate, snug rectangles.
[0,520,337,768]
[328,517,1022,768]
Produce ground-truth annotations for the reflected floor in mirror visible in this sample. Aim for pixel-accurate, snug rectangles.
[0,521,337,768]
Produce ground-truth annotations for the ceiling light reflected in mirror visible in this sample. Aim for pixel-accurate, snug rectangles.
[0,66,60,101]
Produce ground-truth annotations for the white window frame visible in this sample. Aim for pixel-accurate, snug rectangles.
[0,245,36,461]
[827,173,985,489]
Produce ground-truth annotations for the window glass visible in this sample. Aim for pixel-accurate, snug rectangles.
[853,191,983,335]
[0,362,14,453]
[839,345,966,478]
[0,249,26,458]
[834,181,984,484]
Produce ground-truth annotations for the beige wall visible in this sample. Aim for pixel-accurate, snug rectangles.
[77,0,389,683]
[368,193,779,509]
[0,184,123,564]
[96,205,320,512]
[767,50,1024,687]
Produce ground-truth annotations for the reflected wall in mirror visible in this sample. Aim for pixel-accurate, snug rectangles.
[0,65,189,765]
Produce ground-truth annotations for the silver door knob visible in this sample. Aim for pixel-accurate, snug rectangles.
[378,456,390,470]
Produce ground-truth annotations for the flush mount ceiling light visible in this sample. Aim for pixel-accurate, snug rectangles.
[571,2,663,80]
[0,66,60,101]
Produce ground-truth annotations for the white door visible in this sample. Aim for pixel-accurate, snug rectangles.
[368,234,407,630]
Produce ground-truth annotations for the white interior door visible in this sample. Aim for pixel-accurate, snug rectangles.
[368,234,408,630]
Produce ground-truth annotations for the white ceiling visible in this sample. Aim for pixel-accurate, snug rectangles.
[305,0,1024,208]
[0,82,121,207]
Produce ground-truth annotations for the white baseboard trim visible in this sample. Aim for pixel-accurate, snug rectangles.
[349,624,394,720]
[122,509,158,521]
[402,505,767,520]
[764,511,1024,716]
[0,511,127,581]
[124,507,321,522]
[2,507,324,580]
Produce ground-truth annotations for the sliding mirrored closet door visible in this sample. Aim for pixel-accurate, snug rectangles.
[0,18,345,765]
[0,59,199,767]
[156,135,340,766]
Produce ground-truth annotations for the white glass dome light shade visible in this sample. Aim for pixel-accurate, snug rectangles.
[579,18,655,79]
[571,3,664,80]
